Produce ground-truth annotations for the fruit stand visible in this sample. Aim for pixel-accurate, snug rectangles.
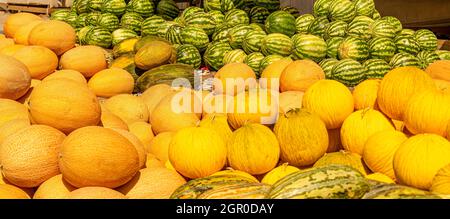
[0,0,450,201]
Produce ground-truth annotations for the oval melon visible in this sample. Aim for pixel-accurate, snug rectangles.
[33,174,76,199]
[0,98,29,127]
[128,121,155,152]
[0,44,26,56]
[13,20,43,45]
[3,12,42,38]
[141,84,176,121]
[0,55,31,100]
[0,119,30,146]
[88,68,134,98]
[13,46,59,80]
[146,132,174,163]
[110,128,147,169]
[99,106,129,130]
[66,187,127,199]
[28,20,76,55]
[59,45,108,78]
[104,94,149,125]
[42,70,87,84]
[0,184,31,199]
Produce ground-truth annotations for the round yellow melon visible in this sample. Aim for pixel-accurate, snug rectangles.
[199,114,232,143]
[0,98,29,130]
[13,20,43,45]
[434,79,450,91]
[66,187,127,199]
[0,55,31,100]
[59,45,108,78]
[431,164,450,195]
[110,128,147,169]
[278,91,304,114]
[261,163,300,185]
[28,20,76,56]
[0,44,25,56]
[210,169,259,182]
[366,173,395,184]
[0,184,31,199]
[104,94,149,125]
[3,12,42,38]
[12,46,59,80]
[128,121,155,151]
[28,79,101,134]
[280,60,325,92]
[327,128,343,153]
[140,84,176,121]
[88,68,134,97]
[33,174,76,199]
[201,93,233,117]
[42,70,87,84]
[313,150,369,175]
[352,79,381,110]
[99,106,128,130]
[213,62,257,96]
[259,59,293,90]
[145,153,164,168]
[0,125,65,188]
[0,119,30,145]
[147,132,174,163]
[117,167,186,199]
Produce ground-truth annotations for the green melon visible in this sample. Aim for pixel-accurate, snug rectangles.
[363,59,391,79]
[254,0,280,12]
[204,0,221,12]
[249,6,270,24]
[380,16,403,34]
[97,13,120,32]
[313,0,333,17]
[400,29,415,36]
[75,13,88,28]
[346,15,374,40]
[165,24,184,44]
[329,0,356,23]
[324,20,348,40]
[208,10,225,24]
[85,27,113,48]
[354,0,375,17]
[77,26,95,45]
[88,0,103,12]
[224,9,250,26]
[121,12,144,33]
[265,10,296,37]
[417,51,440,69]
[307,16,329,37]
[112,28,139,46]
[338,37,369,62]
[370,19,397,39]
[180,6,204,21]
[156,21,177,38]
[281,6,300,18]
[86,12,101,26]
[181,26,210,52]
[228,24,253,49]
[436,50,450,60]
[75,0,90,14]
[50,9,71,21]
[156,0,180,20]
[223,49,247,65]
[212,23,234,42]
[259,54,287,72]
[331,59,367,87]
[141,15,165,36]
[102,0,127,17]
[127,0,155,18]
[295,14,315,34]
[184,12,216,36]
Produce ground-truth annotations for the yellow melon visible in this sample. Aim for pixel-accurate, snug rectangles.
[391,119,405,132]
[0,38,14,51]
[431,164,450,195]
[0,175,34,198]
[0,184,31,199]
[165,160,176,171]
[104,94,149,125]
[201,93,233,117]
[0,98,29,128]
[12,46,59,80]
[352,79,381,110]
[66,187,127,199]
[366,173,395,184]
[434,79,450,91]
[0,119,30,145]
[199,114,232,143]
[17,79,41,105]
[88,68,134,97]
[59,45,108,78]
[13,20,43,45]
[110,128,147,169]
[213,62,257,96]
[210,169,259,182]
[278,91,304,114]
[259,59,293,90]
[147,132,174,163]
[280,60,325,92]
[145,153,164,168]
[99,106,129,130]
[128,121,155,151]
[0,44,25,56]
[261,163,300,185]
[33,174,76,199]
[3,12,42,38]
[28,20,76,56]
[42,70,87,84]
[313,150,369,175]
[0,55,31,100]
[140,84,176,121]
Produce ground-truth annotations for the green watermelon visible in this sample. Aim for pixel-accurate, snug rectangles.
[227,24,253,49]
[77,26,95,45]
[319,58,339,78]
[220,0,236,13]
[98,13,120,32]
[180,6,204,21]
[208,10,225,24]
[400,29,415,36]
[281,6,300,18]
[75,13,89,28]
[346,15,374,40]
[331,59,366,87]
[121,12,144,33]
[261,33,293,56]
[156,0,180,20]
[212,23,234,42]
[242,30,266,54]
[223,49,247,64]
[417,51,440,69]
[380,16,403,34]
[65,12,79,28]
[259,54,286,72]
[265,10,296,37]
[329,0,356,23]
[224,9,250,26]
[184,12,216,36]
[181,26,210,52]
[204,0,221,12]
[141,15,165,36]
[75,0,90,14]
[324,20,348,40]
[368,37,396,61]
[102,0,127,16]
[249,6,270,24]
[203,41,233,70]
[231,0,245,10]
[394,35,420,55]
[85,27,113,48]
[436,50,450,60]
[372,9,381,20]
[165,24,184,44]
[326,37,344,59]
[414,29,438,51]
[254,0,280,12]
[354,0,375,17]
[295,14,315,34]
[363,59,391,79]
[338,37,369,62]
[249,23,264,31]
[88,0,103,12]
[128,0,155,18]
[313,0,333,17]
[176,44,202,69]
[292,34,327,62]
[112,28,139,46]
[307,16,329,37]
[369,19,397,39]
[244,52,265,76]
[50,9,71,21]
[155,21,176,38]
[86,12,101,26]
[389,53,420,68]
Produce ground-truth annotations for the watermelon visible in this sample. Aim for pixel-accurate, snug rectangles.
[249,23,265,31]
[249,6,270,24]
[307,16,329,37]
[102,0,127,16]
[203,41,233,70]
[313,0,333,17]
[227,24,253,49]
[295,14,314,34]
[128,0,155,18]
[50,9,71,21]
[75,13,89,28]
[269,165,370,199]
[319,58,339,78]
[261,33,293,56]
[88,0,103,12]
[417,51,440,69]
[180,26,209,52]
[176,44,202,69]
[65,12,79,28]
[400,29,415,36]
[259,54,286,72]
[346,15,374,40]
[331,59,367,87]
[389,53,420,68]
[292,34,327,62]
[212,23,234,42]
[184,12,216,36]
[165,24,184,44]
[208,10,225,24]
[326,37,344,59]
[414,29,438,51]
[324,20,348,40]
[368,37,396,61]
[223,49,247,64]
[156,0,180,20]
[156,21,177,38]
[372,9,381,19]
[329,0,356,23]
[86,12,101,26]
[265,10,296,37]
[121,12,144,33]
[369,19,397,39]
[281,6,300,18]
[380,16,403,34]
[141,15,166,36]
[244,52,265,76]
[220,0,236,13]
[112,28,139,46]
[77,26,94,45]
[180,6,204,21]
[224,9,250,26]
[354,0,375,17]
[338,37,369,62]
[436,50,450,60]
[242,30,266,54]
[85,27,113,48]
[231,0,245,10]
[98,13,120,32]
[204,0,221,12]
[394,35,420,55]
[75,0,90,14]
[254,0,280,12]
[363,59,391,79]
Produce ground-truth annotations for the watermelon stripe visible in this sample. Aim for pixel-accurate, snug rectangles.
[331,59,366,87]
[261,33,293,56]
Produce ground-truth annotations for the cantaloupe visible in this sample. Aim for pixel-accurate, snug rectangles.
[33,174,76,199]
[88,68,134,97]
[0,175,35,198]
[0,98,29,128]
[280,60,325,92]
[59,45,108,78]
[13,46,59,80]
[66,187,127,199]
[0,184,31,199]
[128,122,155,151]
[0,55,31,100]
[3,12,42,38]
[13,20,43,45]
[146,132,174,163]
[104,94,149,125]
[214,62,257,95]
[0,119,30,145]
[140,84,175,121]
[110,128,147,169]
[42,70,87,84]
[259,59,293,90]
[28,20,76,55]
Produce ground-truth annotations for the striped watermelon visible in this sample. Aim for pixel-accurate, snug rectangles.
[242,30,266,54]
[77,26,95,45]
[181,26,210,52]
[244,52,265,76]
[223,49,247,64]
[414,29,438,51]
[121,12,144,33]
[85,27,113,48]
[231,0,245,10]
[98,13,120,32]
[228,24,253,49]
[324,20,348,40]
[50,9,71,21]
[346,15,374,40]
[88,0,103,12]
[112,28,139,46]
[368,37,396,61]
[141,15,165,36]
[400,29,415,36]
[363,59,391,79]
[389,53,420,68]
[354,0,375,17]
[372,9,381,20]
[165,24,184,44]
[173,17,183,26]
[307,16,329,37]
[313,0,333,17]
[259,54,286,72]
[292,34,327,62]
[249,6,270,24]
[261,33,293,56]
[281,6,300,18]
[394,35,420,55]
[156,0,180,20]
[338,37,369,62]
[369,19,396,39]
[128,0,155,18]
[65,12,79,28]
[208,10,225,24]
[265,11,297,37]
[254,0,280,12]
[319,58,339,78]
[326,37,344,59]
[329,0,356,23]
[156,21,177,38]
[417,51,440,69]
[249,23,264,31]
[180,6,204,21]
[331,59,367,87]
[86,12,101,26]
[220,0,236,13]
[176,44,202,69]
[75,0,90,14]
[203,41,233,70]
[204,0,221,12]
[380,16,403,34]
[75,13,88,28]
[436,50,450,60]
[212,23,233,42]
[184,12,216,36]
[102,0,127,17]
[295,14,315,34]
[224,9,250,26]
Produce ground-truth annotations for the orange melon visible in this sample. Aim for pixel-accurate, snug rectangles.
[147,132,175,163]
[213,62,257,96]
[128,121,155,151]
[0,184,31,199]
[110,128,147,169]
[33,174,76,199]
[3,12,42,38]
[0,98,29,127]
[17,79,41,106]
[13,46,59,80]
[13,20,43,45]
[145,153,164,168]
[280,60,325,92]
[259,59,293,90]
[99,106,129,130]
[42,70,87,84]
[104,94,149,125]
[0,119,30,145]
[59,45,108,78]
[0,55,31,100]
[425,60,450,82]
[88,68,134,97]
[66,187,127,199]
[28,20,76,55]
[0,44,26,56]
[352,79,381,110]
[0,38,15,51]
[140,84,176,121]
